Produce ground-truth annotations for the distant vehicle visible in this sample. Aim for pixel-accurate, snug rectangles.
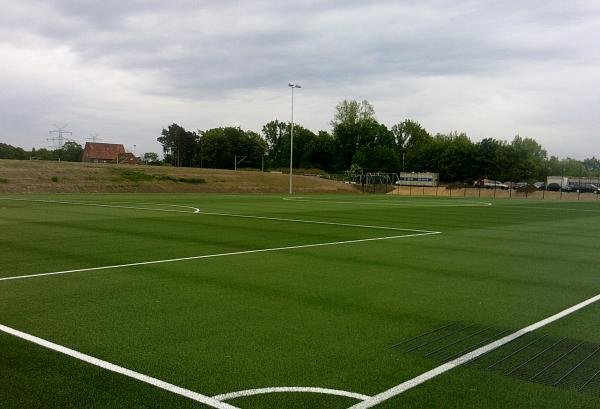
[514,182,528,190]
[533,182,545,190]
[565,183,600,193]
[546,183,562,191]
[484,180,509,190]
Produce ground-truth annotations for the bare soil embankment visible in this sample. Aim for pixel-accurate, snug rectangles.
[0,160,358,194]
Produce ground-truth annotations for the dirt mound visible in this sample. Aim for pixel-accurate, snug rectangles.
[0,160,358,194]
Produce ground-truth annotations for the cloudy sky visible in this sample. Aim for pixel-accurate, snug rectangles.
[1,0,599,157]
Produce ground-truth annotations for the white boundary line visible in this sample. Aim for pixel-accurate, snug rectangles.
[198,210,435,233]
[503,204,600,213]
[0,323,239,409]
[2,294,599,408]
[0,197,435,232]
[3,197,600,407]
[212,387,370,402]
[0,198,200,214]
[347,293,600,409]
[283,197,493,207]
[0,231,440,282]
[0,197,440,281]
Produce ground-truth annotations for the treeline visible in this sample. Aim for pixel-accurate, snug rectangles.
[0,141,84,162]
[157,100,600,182]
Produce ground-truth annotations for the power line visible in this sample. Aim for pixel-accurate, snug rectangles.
[47,124,73,150]
[86,133,104,143]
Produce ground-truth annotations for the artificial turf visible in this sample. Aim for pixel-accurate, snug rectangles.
[1,193,599,409]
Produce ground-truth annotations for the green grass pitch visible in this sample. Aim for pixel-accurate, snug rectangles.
[1,193,600,409]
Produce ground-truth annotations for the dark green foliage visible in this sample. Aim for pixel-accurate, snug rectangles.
[57,141,84,162]
[157,124,199,167]
[175,177,205,184]
[0,143,28,160]
[0,142,83,162]
[110,168,154,182]
[30,148,56,161]
[200,127,266,169]
[50,176,59,182]
[142,152,160,165]
[261,121,334,170]
[109,168,206,184]
[0,178,8,183]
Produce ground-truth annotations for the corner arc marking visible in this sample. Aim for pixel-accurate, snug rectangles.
[212,387,371,402]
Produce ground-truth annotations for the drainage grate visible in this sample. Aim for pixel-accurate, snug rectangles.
[393,322,600,397]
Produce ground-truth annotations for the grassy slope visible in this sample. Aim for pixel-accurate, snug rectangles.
[0,160,357,193]
[1,194,600,409]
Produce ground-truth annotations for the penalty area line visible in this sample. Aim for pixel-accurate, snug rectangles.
[0,231,441,282]
[0,324,239,409]
[347,293,600,409]
[198,210,438,233]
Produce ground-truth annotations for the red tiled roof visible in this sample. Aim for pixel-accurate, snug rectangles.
[83,143,126,161]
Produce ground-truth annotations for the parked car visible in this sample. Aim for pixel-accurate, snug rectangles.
[565,183,600,193]
[484,180,509,190]
[546,183,562,191]
[533,181,545,190]
[514,182,529,190]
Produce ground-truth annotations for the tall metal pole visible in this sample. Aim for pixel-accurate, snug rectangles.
[288,83,301,194]
[290,86,294,194]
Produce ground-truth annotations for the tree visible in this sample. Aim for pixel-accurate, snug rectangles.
[199,127,266,169]
[331,99,390,171]
[347,119,397,172]
[0,143,28,160]
[31,148,54,161]
[262,120,290,168]
[157,124,199,167]
[143,152,160,165]
[330,99,376,127]
[261,120,330,170]
[391,120,432,172]
[432,132,477,182]
[303,131,335,170]
[58,141,84,162]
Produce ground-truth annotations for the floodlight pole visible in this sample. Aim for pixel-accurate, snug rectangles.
[288,82,301,194]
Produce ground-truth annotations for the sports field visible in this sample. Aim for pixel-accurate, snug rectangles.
[1,193,600,409]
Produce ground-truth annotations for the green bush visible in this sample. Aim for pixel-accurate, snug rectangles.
[51,176,59,183]
[110,168,154,182]
[0,177,9,183]
[108,168,206,184]
[177,177,206,184]
[153,174,205,184]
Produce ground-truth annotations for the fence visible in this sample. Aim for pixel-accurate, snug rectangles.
[388,185,600,201]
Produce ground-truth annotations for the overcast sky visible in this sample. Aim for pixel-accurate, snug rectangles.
[1,0,599,158]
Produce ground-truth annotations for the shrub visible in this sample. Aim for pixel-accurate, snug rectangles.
[177,177,206,184]
[51,176,59,182]
[110,168,153,182]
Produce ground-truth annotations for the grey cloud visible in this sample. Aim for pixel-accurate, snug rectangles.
[1,0,599,156]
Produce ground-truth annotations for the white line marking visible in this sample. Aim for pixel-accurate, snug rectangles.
[1,197,435,232]
[0,231,440,282]
[213,387,370,402]
[0,323,239,409]
[348,293,600,409]
[503,204,600,213]
[0,198,200,214]
[198,210,437,233]
[283,197,492,207]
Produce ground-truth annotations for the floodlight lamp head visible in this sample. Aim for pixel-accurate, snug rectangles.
[288,83,301,88]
